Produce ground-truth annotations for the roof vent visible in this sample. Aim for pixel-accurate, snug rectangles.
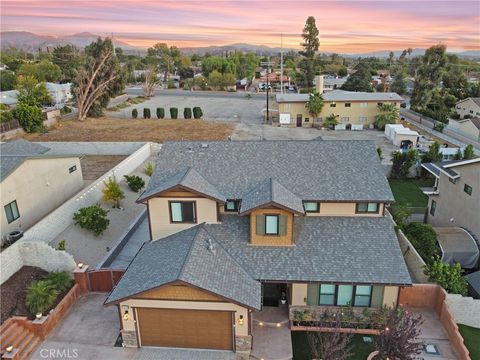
[201,143,209,149]
[206,238,216,255]
[186,146,194,153]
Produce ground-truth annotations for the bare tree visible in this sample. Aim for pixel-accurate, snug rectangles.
[74,47,116,121]
[307,310,353,360]
[375,308,423,360]
[143,65,158,98]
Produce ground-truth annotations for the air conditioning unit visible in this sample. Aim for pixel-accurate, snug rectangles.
[6,230,24,245]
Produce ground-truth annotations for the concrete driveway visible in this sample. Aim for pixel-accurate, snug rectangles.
[30,293,137,360]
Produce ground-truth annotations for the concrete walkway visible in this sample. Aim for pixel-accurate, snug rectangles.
[133,348,235,360]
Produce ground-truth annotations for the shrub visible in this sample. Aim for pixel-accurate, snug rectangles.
[424,257,468,295]
[143,108,151,119]
[132,109,138,119]
[124,175,145,192]
[193,107,203,119]
[433,122,444,132]
[26,280,58,315]
[13,103,43,132]
[170,107,178,119]
[0,103,9,111]
[0,110,14,123]
[156,107,165,119]
[44,271,73,293]
[403,223,439,264]
[390,149,418,179]
[57,240,66,251]
[183,107,192,119]
[144,162,154,177]
[73,203,110,236]
[463,144,475,160]
[102,177,125,208]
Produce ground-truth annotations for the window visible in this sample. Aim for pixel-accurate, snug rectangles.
[4,200,20,224]
[304,201,320,213]
[377,102,383,106]
[224,200,239,212]
[169,201,196,223]
[330,103,337,108]
[345,103,351,107]
[265,215,279,235]
[359,116,368,122]
[360,102,368,108]
[69,165,77,173]
[356,202,379,214]
[430,200,436,216]
[354,285,372,307]
[319,284,336,305]
[341,117,349,123]
[470,110,474,114]
[337,285,354,306]
[305,117,310,123]
[464,184,473,196]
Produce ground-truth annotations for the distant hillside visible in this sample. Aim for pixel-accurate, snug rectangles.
[180,43,296,56]
[344,48,480,59]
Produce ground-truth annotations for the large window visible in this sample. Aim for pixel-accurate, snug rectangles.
[345,103,351,107]
[4,200,20,224]
[304,201,320,213]
[356,202,379,214]
[224,200,240,212]
[318,284,372,307]
[169,201,196,223]
[265,215,279,235]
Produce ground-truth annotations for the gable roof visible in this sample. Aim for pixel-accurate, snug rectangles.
[471,117,480,130]
[0,139,50,181]
[144,141,394,202]
[138,167,226,203]
[105,224,261,309]
[457,97,480,107]
[239,178,304,214]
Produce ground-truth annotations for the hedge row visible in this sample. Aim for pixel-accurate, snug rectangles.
[132,107,203,119]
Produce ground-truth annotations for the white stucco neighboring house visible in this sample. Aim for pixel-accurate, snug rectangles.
[0,82,72,108]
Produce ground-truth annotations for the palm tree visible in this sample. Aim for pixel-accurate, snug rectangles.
[375,103,399,130]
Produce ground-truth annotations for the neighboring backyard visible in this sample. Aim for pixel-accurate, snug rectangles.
[291,332,375,360]
[23,117,234,142]
[458,324,480,360]
[389,178,435,209]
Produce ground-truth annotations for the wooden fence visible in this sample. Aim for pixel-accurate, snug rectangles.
[87,269,125,292]
[0,119,21,133]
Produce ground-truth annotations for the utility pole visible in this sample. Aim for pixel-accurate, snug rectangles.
[280,33,284,94]
[261,59,274,124]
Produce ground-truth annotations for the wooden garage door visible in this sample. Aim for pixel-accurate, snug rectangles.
[136,308,233,350]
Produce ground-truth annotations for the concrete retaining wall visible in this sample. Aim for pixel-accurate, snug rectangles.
[38,141,147,156]
[396,229,429,283]
[108,94,129,108]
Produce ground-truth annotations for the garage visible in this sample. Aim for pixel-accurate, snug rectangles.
[136,308,234,350]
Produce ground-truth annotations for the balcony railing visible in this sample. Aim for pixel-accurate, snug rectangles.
[420,186,439,195]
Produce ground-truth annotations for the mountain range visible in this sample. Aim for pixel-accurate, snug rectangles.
[1,31,479,59]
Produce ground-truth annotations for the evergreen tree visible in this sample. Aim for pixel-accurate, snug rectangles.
[299,16,320,87]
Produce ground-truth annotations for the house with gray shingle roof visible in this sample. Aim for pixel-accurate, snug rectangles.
[1,139,83,242]
[105,140,411,355]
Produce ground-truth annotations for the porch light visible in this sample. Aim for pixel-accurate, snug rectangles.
[36,312,42,319]
[385,327,390,332]
[238,315,244,326]
[259,321,264,326]
[276,323,281,328]
[5,346,13,353]
[77,262,84,269]
[123,311,130,321]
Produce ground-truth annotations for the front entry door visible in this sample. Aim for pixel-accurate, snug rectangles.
[296,114,302,127]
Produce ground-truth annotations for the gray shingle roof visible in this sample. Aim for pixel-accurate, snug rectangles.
[204,215,411,285]
[276,90,403,103]
[1,139,50,181]
[422,159,480,179]
[144,141,394,202]
[240,178,304,214]
[138,167,226,202]
[105,224,261,309]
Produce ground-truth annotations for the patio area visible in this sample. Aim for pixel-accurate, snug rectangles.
[251,304,293,360]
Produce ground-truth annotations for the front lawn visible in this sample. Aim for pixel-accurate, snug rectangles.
[458,324,480,360]
[292,331,376,360]
[388,179,434,208]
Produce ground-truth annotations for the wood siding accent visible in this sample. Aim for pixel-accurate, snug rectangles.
[158,189,199,198]
[139,283,223,302]
[250,208,294,246]
[137,308,233,350]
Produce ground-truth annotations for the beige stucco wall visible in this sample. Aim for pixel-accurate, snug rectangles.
[1,157,83,240]
[291,283,307,306]
[427,163,480,239]
[120,299,249,336]
[392,133,419,147]
[278,100,401,127]
[382,286,399,308]
[305,202,384,217]
[456,98,480,119]
[148,196,219,239]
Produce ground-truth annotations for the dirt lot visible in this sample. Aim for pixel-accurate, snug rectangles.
[80,155,127,181]
[24,117,234,142]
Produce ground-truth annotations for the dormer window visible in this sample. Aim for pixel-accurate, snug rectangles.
[224,200,240,212]
[169,201,196,223]
[356,202,379,214]
[303,201,320,213]
[265,215,279,235]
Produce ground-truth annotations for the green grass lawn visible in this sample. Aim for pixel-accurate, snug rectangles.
[388,179,435,208]
[458,324,480,360]
[291,332,376,360]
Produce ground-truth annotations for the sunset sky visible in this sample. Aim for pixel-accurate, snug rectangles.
[1,0,479,53]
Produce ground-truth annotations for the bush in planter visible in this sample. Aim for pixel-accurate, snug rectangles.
[132,109,138,119]
[13,103,43,133]
[26,280,58,315]
[44,271,73,293]
[73,203,109,236]
[143,108,151,119]
[124,175,145,192]
[170,107,178,119]
[183,107,192,119]
[102,176,125,208]
[57,240,66,251]
[193,106,203,119]
[156,107,165,119]
[144,162,154,177]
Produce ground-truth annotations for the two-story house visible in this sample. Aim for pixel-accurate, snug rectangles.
[422,158,480,240]
[105,140,411,357]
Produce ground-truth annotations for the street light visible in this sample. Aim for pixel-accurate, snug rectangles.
[261,60,274,124]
